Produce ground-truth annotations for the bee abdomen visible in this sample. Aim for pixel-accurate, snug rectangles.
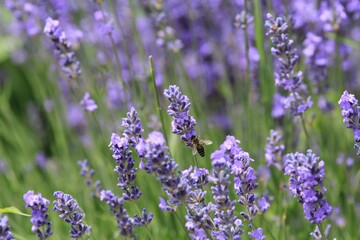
[197,146,205,157]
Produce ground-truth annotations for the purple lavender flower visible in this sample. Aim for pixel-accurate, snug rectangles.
[136,131,188,210]
[208,146,243,239]
[302,33,329,93]
[99,190,135,238]
[23,190,52,239]
[265,130,285,169]
[272,93,286,119]
[208,136,263,238]
[5,0,42,36]
[164,85,197,148]
[80,92,98,112]
[121,107,144,147]
[44,17,81,80]
[338,90,360,142]
[109,133,141,201]
[78,160,101,198]
[283,150,332,224]
[248,228,266,240]
[53,191,91,239]
[265,14,312,116]
[0,214,14,240]
[258,196,271,213]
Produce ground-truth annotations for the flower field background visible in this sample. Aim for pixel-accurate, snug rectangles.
[0,0,360,239]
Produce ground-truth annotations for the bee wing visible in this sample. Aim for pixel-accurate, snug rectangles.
[201,140,213,145]
[192,147,197,155]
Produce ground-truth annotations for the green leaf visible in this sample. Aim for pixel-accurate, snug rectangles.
[0,207,30,217]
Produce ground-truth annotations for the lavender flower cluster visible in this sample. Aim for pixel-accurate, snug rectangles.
[0,214,14,240]
[283,150,332,224]
[265,14,313,116]
[105,107,153,238]
[23,191,53,239]
[44,17,81,80]
[164,85,197,148]
[53,191,91,239]
[338,90,360,142]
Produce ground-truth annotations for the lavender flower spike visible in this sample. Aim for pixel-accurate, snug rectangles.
[53,191,91,239]
[265,14,312,116]
[338,90,360,142]
[283,150,332,224]
[0,214,14,240]
[265,130,285,169]
[136,131,189,210]
[164,85,197,148]
[121,107,144,147]
[23,190,53,239]
[44,17,81,80]
[100,190,136,238]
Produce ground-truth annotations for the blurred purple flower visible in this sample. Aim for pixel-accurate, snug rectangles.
[23,191,52,239]
[80,92,98,112]
[272,93,286,119]
[78,160,101,198]
[5,0,43,36]
[44,17,81,80]
[338,90,360,142]
[258,196,271,213]
[265,130,285,169]
[248,228,266,240]
[0,214,14,240]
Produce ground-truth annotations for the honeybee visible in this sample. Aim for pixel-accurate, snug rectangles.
[271,23,278,31]
[190,135,212,157]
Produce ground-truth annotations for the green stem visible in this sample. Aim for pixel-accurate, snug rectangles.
[317,223,327,240]
[97,2,128,95]
[192,154,199,168]
[300,114,310,148]
[149,56,169,145]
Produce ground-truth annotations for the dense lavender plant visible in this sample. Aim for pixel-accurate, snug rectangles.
[106,108,153,237]
[53,191,91,239]
[23,190,53,239]
[78,159,101,198]
[44,17,81,80]
[163,85,197,148]
[0,214,14,240]
[208,147,243,239]
[209,136,265,239]
[265,14,312,116]
[283,150,332,224]
[338,90,360,143]
[265,130,285,169]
